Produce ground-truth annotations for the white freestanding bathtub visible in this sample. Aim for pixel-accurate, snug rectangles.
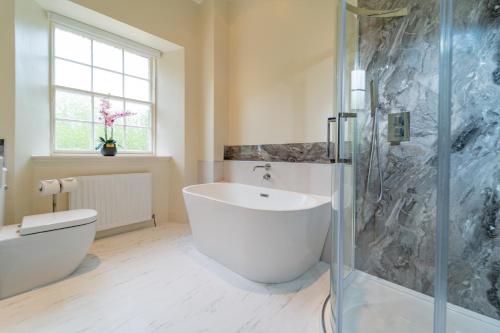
[183,182,331,283]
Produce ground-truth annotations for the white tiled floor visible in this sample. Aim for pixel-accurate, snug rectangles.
[0,223,329,333]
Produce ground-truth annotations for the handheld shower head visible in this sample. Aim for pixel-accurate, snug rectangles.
[366,79,383,203]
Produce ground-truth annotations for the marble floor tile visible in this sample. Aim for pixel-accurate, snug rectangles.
[0,223,329,333]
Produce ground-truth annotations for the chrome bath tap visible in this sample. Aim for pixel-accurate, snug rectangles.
[253,163,272,180]
[253,163,271,172]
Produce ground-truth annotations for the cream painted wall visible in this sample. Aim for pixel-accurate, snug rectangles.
[0,0,16,225]
[212,0,229,160]
[227,0,336,145]
[13,0,51,223]
[200,0,215,162]
[157,50,187,222]
[200,0,229,162]
[197,0,229,183]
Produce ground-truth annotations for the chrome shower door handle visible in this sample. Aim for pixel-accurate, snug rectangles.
[327,117,337,163]
[329,113,357,164]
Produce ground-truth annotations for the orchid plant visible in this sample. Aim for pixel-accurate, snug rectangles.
[95,97,135,151]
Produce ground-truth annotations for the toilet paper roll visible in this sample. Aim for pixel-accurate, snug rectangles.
[59,177,79,193]
[38,179,61,196]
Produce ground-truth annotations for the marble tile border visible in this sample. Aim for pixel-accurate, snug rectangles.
[224,142,333,164]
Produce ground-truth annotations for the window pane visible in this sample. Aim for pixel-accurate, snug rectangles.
[55,121,92,151]
[125,102,150,127]
[126,127,150,151]
[124,76,149,101]
[93,69,123,96]
[124,51,149,79]
[55,90,92,121]
[52,27,155,154]
[55,59,91,90]
[54,28,91,64]
[94,124,125,147]
[94,97,125,125]
[93,41,122,72]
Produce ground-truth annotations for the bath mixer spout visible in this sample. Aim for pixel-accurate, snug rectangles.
[253,163,271,172]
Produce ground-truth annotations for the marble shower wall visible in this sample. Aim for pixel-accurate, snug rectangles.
[355,0,500,320]
[224,143,332,163]
[448,0,500,319]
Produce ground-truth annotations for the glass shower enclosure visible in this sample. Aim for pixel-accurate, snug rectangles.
[328,0,500,332]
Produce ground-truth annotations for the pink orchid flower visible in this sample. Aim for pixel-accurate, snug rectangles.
[97,97,136,144]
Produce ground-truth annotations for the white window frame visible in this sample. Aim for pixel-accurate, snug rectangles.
[49,15,159,155]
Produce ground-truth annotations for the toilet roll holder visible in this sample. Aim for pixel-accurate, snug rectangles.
[38,178,78,212]
[51,193,58,213]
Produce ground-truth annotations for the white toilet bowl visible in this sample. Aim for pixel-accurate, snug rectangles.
[0,209,97,299]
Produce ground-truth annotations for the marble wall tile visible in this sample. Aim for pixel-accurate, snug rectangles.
[224,142,332,164]
[356,0,500,320]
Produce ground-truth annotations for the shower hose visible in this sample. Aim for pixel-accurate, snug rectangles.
[366,109,383,203]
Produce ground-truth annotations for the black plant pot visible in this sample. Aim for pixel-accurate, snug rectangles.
[100,144,117,156]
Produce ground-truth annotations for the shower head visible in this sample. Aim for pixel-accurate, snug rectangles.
[347,4,408,18]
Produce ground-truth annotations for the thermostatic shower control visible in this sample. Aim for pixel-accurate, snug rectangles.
[388,112,410,145]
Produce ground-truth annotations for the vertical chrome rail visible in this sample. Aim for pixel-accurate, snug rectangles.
[434,0,453,332]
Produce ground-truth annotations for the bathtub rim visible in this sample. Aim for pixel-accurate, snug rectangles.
[183,182,331,212]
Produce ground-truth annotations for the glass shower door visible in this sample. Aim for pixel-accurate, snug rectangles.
[329,1,358,331]
[331,0,443,331]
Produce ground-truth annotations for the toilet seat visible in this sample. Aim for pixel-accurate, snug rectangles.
[20,209,97,236]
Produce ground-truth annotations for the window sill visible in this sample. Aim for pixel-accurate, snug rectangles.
[31,154,171,163]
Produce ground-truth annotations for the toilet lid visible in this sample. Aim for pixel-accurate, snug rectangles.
[20,209,97,236]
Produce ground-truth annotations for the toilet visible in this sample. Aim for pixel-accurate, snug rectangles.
[0,163,97,299]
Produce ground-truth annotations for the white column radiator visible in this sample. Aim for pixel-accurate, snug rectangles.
[69,173,153,231]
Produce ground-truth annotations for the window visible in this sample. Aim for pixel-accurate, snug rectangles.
[51,23,156,154]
